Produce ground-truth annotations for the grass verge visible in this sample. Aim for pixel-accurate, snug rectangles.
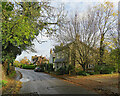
[2,67,22,95]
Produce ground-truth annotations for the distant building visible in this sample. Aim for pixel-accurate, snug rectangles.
[54,58,67,71]
[52,35,98,72]
[49,49,55,64]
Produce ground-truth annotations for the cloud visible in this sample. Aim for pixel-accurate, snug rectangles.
[55,0,119,3]
[16,35,55,61]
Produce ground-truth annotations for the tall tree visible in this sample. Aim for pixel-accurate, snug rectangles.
[93,1,118,65]
[54,1,118,71]
[54,11,99,71]
[2,1,66,74]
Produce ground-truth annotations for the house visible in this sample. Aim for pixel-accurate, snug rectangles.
[49,49,55,64]
[52,42,76,71]
[54,58,67,71]
[52,35,98,72]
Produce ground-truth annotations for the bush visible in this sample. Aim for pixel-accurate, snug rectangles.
[22,64,36,69]
[38,64,45,72]
[14,63,23,68]
[64,68,69,74]
[67,64,74,71]
[88,71,100,75]
[56,67,65,75]
[8,71,16,78]
[94,65,102,72]
[30,63,34,65]
[94,65,115,74]
[77,71,90,76]
[89,72,96,75]
[100,66,115,74]
[75,66,83,73]
[0,80,8,88]
[47,63,54,72]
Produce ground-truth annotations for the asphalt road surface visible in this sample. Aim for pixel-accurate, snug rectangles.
[16,68,98,95]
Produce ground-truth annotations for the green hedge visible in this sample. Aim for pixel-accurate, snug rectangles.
[94,65,115,74]
[76,71,90,76]
[100,66,115,74]
[22,64,36,69]
[88,72,100,75]
[56,67,65,75]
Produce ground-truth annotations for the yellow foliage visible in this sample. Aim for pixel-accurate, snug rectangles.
[105,1,110,5]
[110,3,114,8]
[104,42,111,45]
[112,12,116,16]
[105,1,113,7]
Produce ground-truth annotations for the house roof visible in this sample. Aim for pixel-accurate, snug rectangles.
[54,58,66,63]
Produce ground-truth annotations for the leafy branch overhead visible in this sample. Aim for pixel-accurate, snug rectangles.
[2,2,66,64]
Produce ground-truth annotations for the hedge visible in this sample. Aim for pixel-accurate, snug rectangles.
[76,71,90,76]
[22,64,36,69]
[94,65,115,74]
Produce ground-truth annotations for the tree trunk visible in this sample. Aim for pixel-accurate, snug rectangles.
[99,33,104,65]
[6,63,9,75]
[81,64,85,71]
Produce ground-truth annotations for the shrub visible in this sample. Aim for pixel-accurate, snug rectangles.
[75,66,83,73]
[22,64,36,69]
[94,65,102,72]
[77,71,90,76]
[67,64,74,71]
[64,68,69,74]
[13,63,23,68]
[56,67,65,75]
[95,71,100,74]
[0,80,8,88]
[30,63,33,65]
[94,65,115,74]
[89,72,96,75]
[100,66,115,74]
[8,71,16,78]
[48,63,54,72]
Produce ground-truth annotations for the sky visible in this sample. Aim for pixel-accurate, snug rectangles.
[15,0,119,61]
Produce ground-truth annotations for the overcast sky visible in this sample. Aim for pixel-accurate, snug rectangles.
[15,0,119,61]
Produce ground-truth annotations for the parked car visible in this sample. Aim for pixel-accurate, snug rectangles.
[34,67,44,72]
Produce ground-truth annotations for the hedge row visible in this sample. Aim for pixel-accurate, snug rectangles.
[14,63,36,69]
[22,64,36,69]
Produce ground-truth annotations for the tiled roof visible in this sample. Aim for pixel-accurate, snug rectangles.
[54,58,66,63]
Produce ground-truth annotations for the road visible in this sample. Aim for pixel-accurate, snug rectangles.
[16,68,98,95]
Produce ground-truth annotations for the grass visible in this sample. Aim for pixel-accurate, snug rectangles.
[2,69,22,94]
[76,73,119,78]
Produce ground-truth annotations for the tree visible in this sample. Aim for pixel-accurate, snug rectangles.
[20,57,30,64]
[93,1,118,65]
[54,12,99,71]
[2,2,66,75]
[109,48,120,72]
[54,1,118,71]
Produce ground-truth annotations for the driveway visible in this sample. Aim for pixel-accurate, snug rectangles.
[16,68,98,95]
